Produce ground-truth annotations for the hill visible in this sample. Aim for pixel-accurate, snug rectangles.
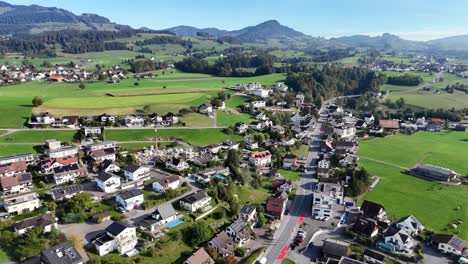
[335,33,427,51]
[427,35,468,51]
[0,0,128,34]
[163,25,227,37]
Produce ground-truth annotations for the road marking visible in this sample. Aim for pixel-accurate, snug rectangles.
[276,246,289,259]
[298,213,305,225]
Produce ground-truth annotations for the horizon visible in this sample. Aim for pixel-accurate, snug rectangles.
[8,0,468,41]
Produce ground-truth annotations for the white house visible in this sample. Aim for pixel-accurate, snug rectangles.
[83,127,102,138]
[3,191,40,215]
[180,191,211,212]
[208,231,235,257]
[94,221,138,256]
[235,123,249,134]
[252,89,270,98]
[396,215,425,236]
[432,234,468,256]
[99,160,120,173]
[52,163,87,185]
[13,214,57,235]
[125,115,145,127]
[240,204,257,227]
[152,175,180,192]
[333,126,356,138]
[275,82,288,92]
[225,219,252,246]
[116,189,144,211]
[250,101,266,109]
[312,182,343,219]
[165,157,190,172]
[124,165,150,181]
[199,104,213,114]
[365,115,375,125]
[317,159,330,178]
[96,172,121,193]
[138,203,177,232]
[90,148,116,163]
[383,227,414,253]
[249,150,272,167]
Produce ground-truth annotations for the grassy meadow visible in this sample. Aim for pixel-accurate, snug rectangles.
[358,132,468,239]
[157,128,242,146]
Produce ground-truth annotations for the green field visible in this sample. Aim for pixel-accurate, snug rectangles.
[381,56,420,64]
[0,144,40,157]
[0,130,78,143]
[179,113,214,127]
[358,132,468,239]
[226,95,250,108]
[387,90,468,109]
[157,128,242,146]
[119,142,154,152]
[278,169,302,181]
[104,129,155,141]
[216,111,253,127]
[0,73,284,128]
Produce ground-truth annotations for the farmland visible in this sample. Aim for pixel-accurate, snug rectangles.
[156,128,242,146]
[387,90,468,109]
[358,132,468,239]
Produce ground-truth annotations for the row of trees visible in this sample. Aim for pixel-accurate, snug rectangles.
[386,74,423,86]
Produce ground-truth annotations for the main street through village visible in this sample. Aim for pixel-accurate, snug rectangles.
[263,99,331,264]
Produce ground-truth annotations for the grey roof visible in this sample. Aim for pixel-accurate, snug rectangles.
[322,238,350,257]
[181,191,209,204]
[361,200,384,218]
[40,241,82,264]
[117,188,143,200]
[364,249,385,261]
[155,203,176,220]
[105,221,135,236]
[97,172,115,182]
[124,164,141,173]
[240,204,256,215]
[14,214,56,230]
[51,184,83,200]
[53,163,80,175]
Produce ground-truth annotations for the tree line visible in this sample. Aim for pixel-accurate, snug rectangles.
[386,73,423,86]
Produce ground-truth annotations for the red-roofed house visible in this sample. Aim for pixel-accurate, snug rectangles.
[249,150,272,167]
[265,195,287,219]
[0,161,28,177]
[379,119,400,130]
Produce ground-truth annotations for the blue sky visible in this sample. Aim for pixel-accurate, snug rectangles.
[11,0,468,41]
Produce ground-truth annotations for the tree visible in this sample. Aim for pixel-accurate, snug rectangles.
[256,212,266,228]
[234,247,247,257]
[225,149,240,170]
[68,192,93,214]
[220,255,238,264]
[32,96,43,107]
[134,81,140,86]
[189,221,212,246]
[78,83,86,90]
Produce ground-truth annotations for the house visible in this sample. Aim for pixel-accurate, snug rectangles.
[368,125,384,135]
[99,159,120,173]
[3,191,40,215]
[235,122,249,134]
[137,203,177,232]
[208,231,235,257]
[379,119,400,130]
[383,226,413,252]
[364,115,375,125]
[223,140,240,150]
[152,175,180,192]
[244,139,259,150]
[163,112,179,126]
[94,221,138,256]
[0,172,32,195]
[184,248,215,264]
[87,141,118,151]
[52,163,87,185]
[295,93,305,107]
[14,214,57,235]
[40,156,79,174]
[180,191,211,212]
[322,239,351,259]
[90,148,116,163]
[361,200,386,221]
[83,127,102,138]
[41,241,83,264]
[363,249,385,264]
[30,112,55,126]
[249,150,272,167]
[275,82,288,92]
[0,153,34,166]
[97,172,121,193]
[352,218,380,238]
[199,104,213,114]
[165,157,189,172]
[125,115,145,127]
[250,100,266,109]
[0,161,27,177]
[333,140,358,154]
[312,182,343,219]
[148,113,163,124]
[395,215,425,236]
[49,75,65,82]
[272,179,292,193]
[116,189,144,211]
[408,163,460,182]
[97,113,116,124]
[431,234,468,256]
[124,165,150,181]
[317,159,330,178]
[226,219,252,245]
[240,204,257,226]
[355,120,367,129]
[255,112,268,121]
[50,184,84,201]
[265,195,287,219]
[47,145,79,159]
[252,89,270,98]
[334,126,356,138]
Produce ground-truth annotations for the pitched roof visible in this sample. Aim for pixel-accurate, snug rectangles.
[432,234,468,251]
[0,172,32,188]
[155,203,176,220]
[266,196,285,214]
[0,161,27,175]
[352,218,379,237]
[40,241,82,264]
[379,119,399,129]
[363,249,385,261]
[97,172,117,182]
[361,200,384,218]
[323,238,350,257]
[181,191,209,204]
[124,164,141,173]
[157,175,180,187]
[117,188,143,200]
[105,221,135,236]
[14,214,56,231]
[186,248,215,264]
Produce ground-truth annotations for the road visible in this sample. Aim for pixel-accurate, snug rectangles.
[263,99,331,264]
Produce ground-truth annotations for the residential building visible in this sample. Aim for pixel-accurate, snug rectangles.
[83,127,102,138]
[352,218,380,238]
[0,172,32,195]
[39,156,79,174]
[87,141,118,151]
[52,163,87,185]
[116,189,144,211]
[395,215,425,236]
[90,148,116,163]
[275,82,288,92]
[431,234,468,256]
[137,203,177,232]
[334,126,356,138]
[383,226,413,252]
[265,195,287,219]
[252,89,270,98]
[125,115,145,127]
[295,93,305,107]
[124,165,150,181]
[153,175,180,192]
[322,239,351,259]
[40,241,83,264]
[0,153,34,166]
[14,214,57,235]
[94,221,138,256]
[363,249,385,264]
[97,172,121,193]
[50,184,84,201]
[199,104,213,114]
[99,160,120,173]
[364,115,375,125]
[165,157,190,172]
[240,204,257,226]
[317,159,330,178]
[184,248,215,264]
[225,219,252,245]
[235,122,249,134]
[3,191,40,215]
[180,191,211,212]
[360,200,387,221]
[250,101,266,109]
[249,150,272,167]
[312,182,343,219]
[379,119,400,130]
[208,231,235,257]
[162,112,179,126]
[0,161,27,177]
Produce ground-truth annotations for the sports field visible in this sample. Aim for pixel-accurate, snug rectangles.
[358,132,468,239]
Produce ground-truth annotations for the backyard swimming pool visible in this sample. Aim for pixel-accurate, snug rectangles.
[166,218,184,228]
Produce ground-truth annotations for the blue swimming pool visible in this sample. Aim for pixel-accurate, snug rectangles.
[215,175,226,180]
[166,219,184,228]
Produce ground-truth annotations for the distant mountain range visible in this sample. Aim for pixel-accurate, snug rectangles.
[1,0,468,54]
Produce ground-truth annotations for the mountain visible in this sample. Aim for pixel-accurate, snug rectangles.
[426,35,468,51]
[0,0,128,35]
[227,20,305,42]
[335,33,427,51]
[163,25,227,37]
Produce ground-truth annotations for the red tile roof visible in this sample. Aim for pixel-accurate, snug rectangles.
[379,119,399,129]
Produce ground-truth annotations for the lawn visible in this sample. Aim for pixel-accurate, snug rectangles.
[0,249,9,264]
[380,84,417,92]
[104,129,155,141]
[0,144,40,156]
[358,132,468,239]
[179,113,214,127]
[292,144,309,159]
[226,95,250,108]
[216,111,253,127]
[387,90,468,110]
[234,181,271,204]
[278,169,302,182]
[119,142,154,152]
[282,259,296,264]
[0,130,78,143]
[156,128,242,146]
